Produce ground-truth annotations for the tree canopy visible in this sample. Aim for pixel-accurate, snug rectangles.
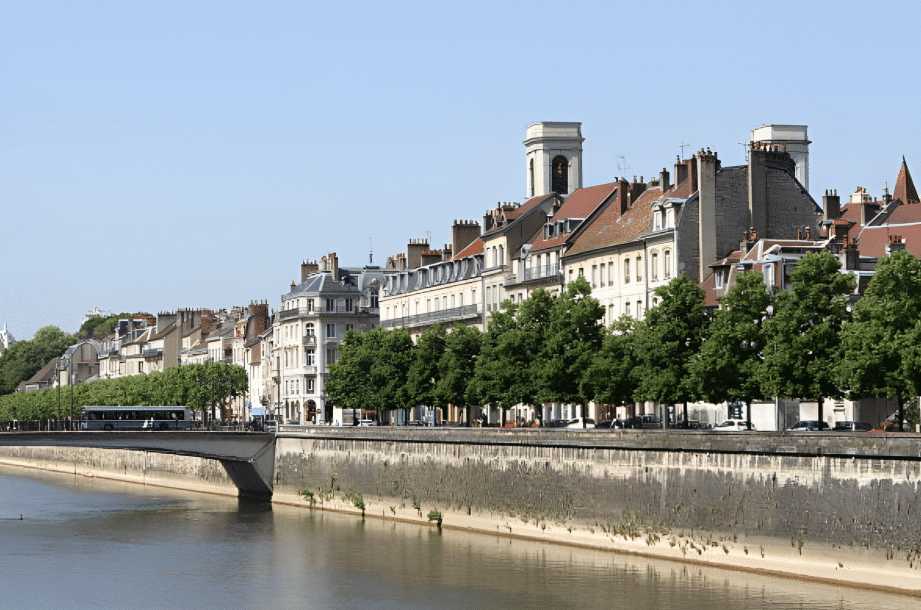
[0,326,76,396]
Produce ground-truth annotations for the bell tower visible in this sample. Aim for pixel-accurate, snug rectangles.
[524,122,584,199]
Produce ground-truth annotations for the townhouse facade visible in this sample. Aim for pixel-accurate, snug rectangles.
[266,253,390,425]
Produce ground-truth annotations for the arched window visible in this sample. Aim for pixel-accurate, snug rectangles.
[650,251,658,280]
[624,258,631,283]
[551,156,568,194]
[529,159,535,197]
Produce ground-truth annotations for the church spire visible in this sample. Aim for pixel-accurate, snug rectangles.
[893,156,919,204]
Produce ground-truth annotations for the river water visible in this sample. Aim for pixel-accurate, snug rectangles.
[0,465,910,610]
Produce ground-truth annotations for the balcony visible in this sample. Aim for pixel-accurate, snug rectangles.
[302,335,317,346]
[509,263,561,286]
[382,304,480,329]
[142,348,163,359]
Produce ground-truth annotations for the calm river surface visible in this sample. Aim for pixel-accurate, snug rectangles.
[0,465,911,610]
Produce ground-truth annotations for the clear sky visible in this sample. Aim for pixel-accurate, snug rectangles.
[2,1,919,341]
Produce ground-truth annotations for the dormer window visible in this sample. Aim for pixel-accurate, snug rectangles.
[653,209,663,231]
[715,268,727,289]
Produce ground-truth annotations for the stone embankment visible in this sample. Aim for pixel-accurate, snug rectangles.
[3,427,921,596]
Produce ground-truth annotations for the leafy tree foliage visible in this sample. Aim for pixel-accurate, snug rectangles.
[0,326,76,395]
[76,312,148,340]
[0,362,246,422]
[761,250,855,424]
[581,316,638,414]
[694,271,772,424]
[326,327,415,420]
[633,274,708,421]
[406,324,447,409]
[469,291,553,423]
[539,277,605,424]
[436,323,481,423]
[839,250,921,430]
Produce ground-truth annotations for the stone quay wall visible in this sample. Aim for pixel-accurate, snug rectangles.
[275,428,921,574]
[0,444,238,496]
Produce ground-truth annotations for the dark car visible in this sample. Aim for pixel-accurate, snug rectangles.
[787,420,831,431]
[595,420,615,429]
[833,421,872,432]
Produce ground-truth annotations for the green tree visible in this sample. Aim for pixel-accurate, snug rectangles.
[406,324,447,410]
[0,326,76,395]
[435,324,482,426]
[326,327,415,422]
[539,277,605,426]
[762,250,855,426]
[839,250,921,431]
[633,274,708,425]
[470,291,552,425]
[694,271,772,427]
[581,316,638,418]
[185,361,248,423]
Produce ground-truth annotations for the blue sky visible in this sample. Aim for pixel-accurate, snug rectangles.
[2,1,919,340]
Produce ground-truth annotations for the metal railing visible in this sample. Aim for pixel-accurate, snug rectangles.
[381,304,480,328]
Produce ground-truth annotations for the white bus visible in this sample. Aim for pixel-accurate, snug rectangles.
[81,406,195,431]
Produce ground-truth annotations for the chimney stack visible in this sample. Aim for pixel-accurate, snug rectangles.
[660,167,670,192]
[822,189,841,221]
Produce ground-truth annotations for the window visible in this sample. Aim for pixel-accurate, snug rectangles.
[654,210,662,230]
[326,324,336,338]
[608,262,613,285]
[624,259,631,283]
[326,299,334,312]
[285,380,289,396]
[625,301,631,317]
[651,252,658,280]
[326,347,337,364]
[715,268,725,289]
[345,323,355,333]
[305,349,315,366]
[305,323,314,336]
[636,256,642,282]
[637,301,643,317]
[307,299,314,312]
[764,263,775,287]
[664,250,672,279]
[498,245,504,266]
[599,263,605,287]
[666,208,675,228]
[370,291,379,309]
[591,265,597,287]
[529,159,535,197]
[138,361,144,373]
[306,378,314,392]
[551,155,568,194]
[345,298,353,312]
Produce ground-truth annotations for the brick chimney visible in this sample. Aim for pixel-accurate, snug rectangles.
[250,301,269,335]
[406,239,429,270]
[823,189,841,221]
[660,167,670,192]
[451,220,481,256]
[301,260,319,281]
[618,178,630,215]
[697,149,719,282]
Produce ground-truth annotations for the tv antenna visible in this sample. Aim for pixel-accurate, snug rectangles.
[369,237,373,264]
[679,142,689,160]
[739,141,750,162]
[617,155,630,175]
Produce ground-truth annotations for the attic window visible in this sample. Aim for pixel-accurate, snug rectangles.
[654,209,662,230]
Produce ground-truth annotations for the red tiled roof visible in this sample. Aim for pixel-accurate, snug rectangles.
[858,224,921,259]
[882,202,921,225]
[530,182,619,254]
[453,237,484,259]
[894,157,919,204]
[481,194,555,238]
[564,186,664,257]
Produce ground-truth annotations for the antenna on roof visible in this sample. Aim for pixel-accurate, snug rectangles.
[617,155,630,175]
[679,142,689,160]
[738,141,750,162]
[369,237,373,264]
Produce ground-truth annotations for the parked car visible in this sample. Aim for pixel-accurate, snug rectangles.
[358,419,378,426]
[713,419,756,431]
[562,418,595,428]
[594,420,615,429]
[833,421,872,432]
[787,420,830,431]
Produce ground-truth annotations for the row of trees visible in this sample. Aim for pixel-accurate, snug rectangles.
[327,250,921,430]
[0,361,247,423]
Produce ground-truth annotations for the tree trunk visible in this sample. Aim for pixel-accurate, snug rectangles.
[817,396,823,430]
[898,392,905,432]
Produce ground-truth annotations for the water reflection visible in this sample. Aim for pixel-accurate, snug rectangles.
[0,466,910,610]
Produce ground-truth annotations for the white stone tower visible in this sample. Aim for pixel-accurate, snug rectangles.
[524,122,584,199]
[750,124,811,192]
